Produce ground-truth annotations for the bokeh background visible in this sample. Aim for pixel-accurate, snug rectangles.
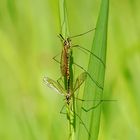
[0,0,140,140]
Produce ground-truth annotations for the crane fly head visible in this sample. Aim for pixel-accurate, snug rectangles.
[63,37,71,49]
[58,34,71,48]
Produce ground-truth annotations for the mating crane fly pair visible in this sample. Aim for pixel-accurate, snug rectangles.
[43,28,105,107]
[43,28,107,137]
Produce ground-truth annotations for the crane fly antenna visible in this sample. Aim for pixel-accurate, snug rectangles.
[58,34,65,41]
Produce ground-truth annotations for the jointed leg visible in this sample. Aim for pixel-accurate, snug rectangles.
[73,62,103,90]
[60,104,66,115]
[81,99,117,112]
[71,110,91,137]
[72,45,105,68]
[53,53,60,64]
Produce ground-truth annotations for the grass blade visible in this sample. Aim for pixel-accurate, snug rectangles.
[59,1,76,139]
[59,0,69,37]
[78,0,109,139]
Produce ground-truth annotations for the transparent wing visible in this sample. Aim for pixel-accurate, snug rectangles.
[73,72,87,92]
[43,77,65,96]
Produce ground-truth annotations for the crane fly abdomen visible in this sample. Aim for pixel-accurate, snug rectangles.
[60,39,71,79]
[61,46,68,76]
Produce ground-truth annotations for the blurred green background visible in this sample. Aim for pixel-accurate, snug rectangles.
[0,0,140,140]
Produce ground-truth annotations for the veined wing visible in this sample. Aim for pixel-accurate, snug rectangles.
[73,72,87,93]
[43,77,65,96]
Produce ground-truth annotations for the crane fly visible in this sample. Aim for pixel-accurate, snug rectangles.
[43,28,107,138]
[55,28,105,92]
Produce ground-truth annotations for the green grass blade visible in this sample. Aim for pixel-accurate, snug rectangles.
[59,0,69,37]
[78,0,109,139]
[59,1,75,139]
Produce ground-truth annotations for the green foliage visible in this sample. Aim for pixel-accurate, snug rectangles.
[0,0,140,140]
[78,0,108,139]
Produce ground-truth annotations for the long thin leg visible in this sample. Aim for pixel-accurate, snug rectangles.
[82,99,117,112]
[75,98,116,102]
[71,110,90,137]
[60,104,75,139]
[60,104,72,140]
[81,100,103,112]
[52,54,65,87]
[60,104,66,115]
[74,46,88,55]
[60,102,90,136]
[75,97,103,102]
[53,55,64,88]
[72,45,105,68]
[55,76,64,93]
[57,76,64,85]
[75,98,116,112]
[73,62,103,90]
[52,53,60,64]
[69,28,96,39]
